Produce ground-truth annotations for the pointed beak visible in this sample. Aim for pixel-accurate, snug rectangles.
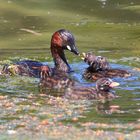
[71,45,79,55]
[66,45,79,55]
[109,82,120,88]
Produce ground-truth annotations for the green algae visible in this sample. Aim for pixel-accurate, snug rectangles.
[0,0,140,139]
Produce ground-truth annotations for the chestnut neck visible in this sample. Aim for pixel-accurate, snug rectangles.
[51,44,71,73]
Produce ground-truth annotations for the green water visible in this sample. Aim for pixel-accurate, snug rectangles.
[0,0,140,139]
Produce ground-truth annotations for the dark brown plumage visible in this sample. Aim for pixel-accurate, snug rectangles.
[1,29,79,78]
[82,52,131,81]
[64,78,119,100]
[40,73,119,100]
[40,70,75,89]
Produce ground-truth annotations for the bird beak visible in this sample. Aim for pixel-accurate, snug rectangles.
[66,45,79,55]
[81,52,86,60]
[109,82,120,88]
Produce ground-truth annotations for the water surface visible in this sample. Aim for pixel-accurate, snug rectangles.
[0,0,140,139]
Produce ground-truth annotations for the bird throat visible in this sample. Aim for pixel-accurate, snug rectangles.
[51,46,71,72]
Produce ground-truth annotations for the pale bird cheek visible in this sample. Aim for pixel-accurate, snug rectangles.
[66,45,71,51]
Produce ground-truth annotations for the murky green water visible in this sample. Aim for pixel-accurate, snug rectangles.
[0,0,140,139]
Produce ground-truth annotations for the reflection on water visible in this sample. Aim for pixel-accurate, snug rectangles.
[0,62,140,135]
[0,0,140,138]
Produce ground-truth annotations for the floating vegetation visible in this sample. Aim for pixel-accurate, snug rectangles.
[0,61,140,139]
[0,0,140,139]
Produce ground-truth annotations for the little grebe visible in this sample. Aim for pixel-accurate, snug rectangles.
[39,68,119,100]
[1,29,79,78]
[64,78,119,100]
[82,52,131,81]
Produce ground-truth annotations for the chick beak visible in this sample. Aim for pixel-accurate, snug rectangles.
[109,82,120,88]
[81,52,86,60]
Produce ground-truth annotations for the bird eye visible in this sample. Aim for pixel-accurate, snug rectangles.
[97,56,103,61]
[105,81,110,85]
